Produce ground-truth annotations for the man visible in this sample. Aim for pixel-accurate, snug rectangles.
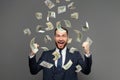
[29,27,92,80]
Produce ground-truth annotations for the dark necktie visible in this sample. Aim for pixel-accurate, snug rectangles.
[57,49,62,69]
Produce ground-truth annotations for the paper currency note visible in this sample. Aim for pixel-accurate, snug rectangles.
[30,37,39,53]
[71,12,79,19]
[67,38,72,44]
[48,11,56,18]
[62,60,73,70]
[44,35,52,43]
[64,20,72,28]
[74,30,82,42]
[36,25,45,33]
[52,51,61,61]
[82,21,89,31]
[23,28,31,36]
[65,0,71,2]
[40,61,53,68]
[69,47,78,53]
[44,0,55,9]
[45,21,54,31]
[58,6,66,14]
[68,2,76,10]
[35,12,42,20]
[85,37,93,46]
[75,65,82,72]
[56,0,60,3]
[41,47,49,51]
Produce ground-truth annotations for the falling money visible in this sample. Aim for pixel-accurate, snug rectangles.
[85,37,93,46]
[52,51,61,61]
[71,12,79,19]
[40,61,53,68]
[68,2,76,10]
[64,20,72,28]
[58,6,66,14]
[62,60,73,70]
[56,0,60,3]
[67,37,72,44]
[41,47,49,51]
[75,65,82,72]
[30,37,39,53]
[23,28,31,36]
[36,25,45,33]
[69,47,78,53]
[35,12,42,20]
[74,30,82,42]
[48,11,56,18]
[44,0,55,9]
[82,21,89,31]
[45,21,54,31]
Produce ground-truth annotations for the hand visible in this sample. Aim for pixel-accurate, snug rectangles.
[30,42,39,56]
[82,41,90,54]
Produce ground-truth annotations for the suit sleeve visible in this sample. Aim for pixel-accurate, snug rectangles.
[76,52,92,75]
[29,52,46,75]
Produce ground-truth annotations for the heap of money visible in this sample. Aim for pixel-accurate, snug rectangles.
[23,28,31,36]
[36,25,45,33]
[44,0,55,9]
[71,12,79,19]
[74,30,82,42]
[35,12,42,20]
[58,6,66,14]
[82,21,89,31]
[69,47,78,53]
[45,21,54,31]
[52,51,61,61]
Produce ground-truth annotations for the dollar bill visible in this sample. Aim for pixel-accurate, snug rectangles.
[35,12,42,20]
[82,21,89,31]
[30,37,39,53]
[44,0,55,9]
[23,28,31,36]
[45,21,54,31]
[48,11,56,18]
[44,35,52,43]
[56,0,60,3]
[56,21,61,28]
[67,38,72,44]
[40,61,53,68]
[74,30,82,42]
[62,60,73,70]
[64,20,72,28]
[75,65,82,72]
[85,37,93,46]
[58,6,66,14]
[71,12,79,19]
[41,47,49,51]
[36,25,45,33]
[68,2,76,10]
[52,51,61,61]
[69,47,78,53]
[65,0,71,2]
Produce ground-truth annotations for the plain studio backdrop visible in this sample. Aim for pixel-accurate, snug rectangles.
[0,0,120,80]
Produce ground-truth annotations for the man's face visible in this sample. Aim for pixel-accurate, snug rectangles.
[54,29,68,50]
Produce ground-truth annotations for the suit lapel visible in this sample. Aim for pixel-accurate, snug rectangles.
[64,48,71,65]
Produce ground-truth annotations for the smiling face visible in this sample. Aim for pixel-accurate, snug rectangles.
[54,28,68,50]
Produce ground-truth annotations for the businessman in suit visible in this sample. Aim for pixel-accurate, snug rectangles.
[29,27,92,80]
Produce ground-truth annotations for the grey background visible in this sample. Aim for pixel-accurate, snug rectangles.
[0,0,120,80]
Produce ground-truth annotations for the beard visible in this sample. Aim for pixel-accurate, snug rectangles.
[55,41,67,50]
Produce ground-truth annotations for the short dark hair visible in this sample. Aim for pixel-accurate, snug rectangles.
[54,27,68,35]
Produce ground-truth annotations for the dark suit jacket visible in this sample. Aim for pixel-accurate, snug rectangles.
[29,48,92,80]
